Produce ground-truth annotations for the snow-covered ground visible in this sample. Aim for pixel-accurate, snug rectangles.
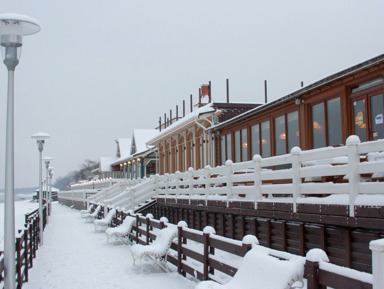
[21,202,197,289]
[0,199,39,251]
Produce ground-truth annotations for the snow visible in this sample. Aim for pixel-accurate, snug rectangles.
[132,129,158,153]
[196,245,305,289]
[0,200,39,251]
[19,203,196,289]
[99,156,118,172]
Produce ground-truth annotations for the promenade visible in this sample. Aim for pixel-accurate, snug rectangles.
[23,203,196,289]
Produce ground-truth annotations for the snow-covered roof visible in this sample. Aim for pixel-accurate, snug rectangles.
[147,103,215,145]
[100,157,118,172]
[117,138,131,158]
[132,129,158,153]
[110,129,158,165]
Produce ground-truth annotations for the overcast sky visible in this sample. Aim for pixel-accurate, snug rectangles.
[1,0,384,189]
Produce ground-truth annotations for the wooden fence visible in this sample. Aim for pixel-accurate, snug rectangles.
[108,209,375,288]
[0,206,47,289]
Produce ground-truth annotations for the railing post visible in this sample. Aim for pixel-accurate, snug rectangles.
[164,173,169,203]
[177,226,183,275]
[204,165,211,206]
[253,155,262,209]
[135,215,139,244]
[188,168,194,205]
[370,239,384,289]
[305,248,329,289]
[291,147,302,213]
[16,235,22,289]
[346,135,361,217]
[203,232,209,280]
[24,227,29,282]
[175,171,181,203]
[130,189,135,211]
[225,160,233,207]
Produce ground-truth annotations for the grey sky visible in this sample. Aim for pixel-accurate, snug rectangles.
[1,0,384,188]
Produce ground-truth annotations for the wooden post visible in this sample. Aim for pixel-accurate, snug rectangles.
[305,261,322,289]
[203,232,209,280]
[291,147,302,213]
[146,216,150,245]
[177,226,183,275]
[190,94,193,112]
[24,227,29,282]
[16,236,22,289]
[136,215,139,244]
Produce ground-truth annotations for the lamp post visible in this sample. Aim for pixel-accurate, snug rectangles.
[42,156,53,223]
[31,132,50,246]
[0,13,40,289]
[48,167,54,215]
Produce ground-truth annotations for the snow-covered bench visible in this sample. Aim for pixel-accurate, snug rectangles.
[84,205,101,223]
[130,225,178,272]
[94,208,116,231]
[80,204,94,218]
[105,215,136,244]
[195,244,305,289]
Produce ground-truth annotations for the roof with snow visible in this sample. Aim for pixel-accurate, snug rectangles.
[146,103,216,145]
[111,129,158,165]
[100,157,118,172]
[34,186,60,193]
[117,138,132,158]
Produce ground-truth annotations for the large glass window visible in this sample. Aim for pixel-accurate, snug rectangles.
[371,94,384,141]
[287,111,299,151]
[312,103,326,149]
[234,130,241,162]
[261,121,270,157]
[327,98,342,146]
[226,134,232,160]
[274,116,286,156]
[241,128,248,161]
[251,124,260,157]
[221,136,226,165]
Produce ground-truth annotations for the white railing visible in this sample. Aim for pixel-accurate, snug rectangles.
[155,136,384,217]
[60,136,384,217]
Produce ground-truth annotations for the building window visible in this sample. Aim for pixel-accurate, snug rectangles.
[241,128,248,161]
[261,121,270,157]
[312,97,342,148]
[226,134,232,160]
[312,103,326,149]
[287,111,300,151]
[234,130,241,162]
[251,124,260,157]
[274,116,286,156]
[221,135,226,165]
[327,98,342,146]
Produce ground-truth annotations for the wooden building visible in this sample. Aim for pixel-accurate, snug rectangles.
[211,54,384,164]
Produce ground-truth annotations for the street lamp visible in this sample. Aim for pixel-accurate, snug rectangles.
[42,156,53,223]
[0,13,40,289]
[48,167,54,216]
[31,132,50,246]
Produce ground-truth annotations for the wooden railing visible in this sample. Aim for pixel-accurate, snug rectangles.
[108,209,376,288]
[0,206,47,289]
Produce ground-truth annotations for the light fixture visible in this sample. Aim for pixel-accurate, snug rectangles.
[1,14,40,288]
[42,156,53,223]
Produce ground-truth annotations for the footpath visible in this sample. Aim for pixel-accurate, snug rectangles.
[23,203,196,289]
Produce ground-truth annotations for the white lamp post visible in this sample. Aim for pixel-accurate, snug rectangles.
[0,13,40,289]
[42,156,53,223]
[48,167,54,215]
[31,132,50,246]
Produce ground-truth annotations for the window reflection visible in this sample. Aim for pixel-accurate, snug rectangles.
[235,130,241,162]
[327,98,342,146]
[241,128,248,161]
[261,121,270,157]
[312,103,325,148]
[274,116,286,155]
[226,134,232,160]
[287,111,299,151]
[221,136,226,165]
[251,124,260,157]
